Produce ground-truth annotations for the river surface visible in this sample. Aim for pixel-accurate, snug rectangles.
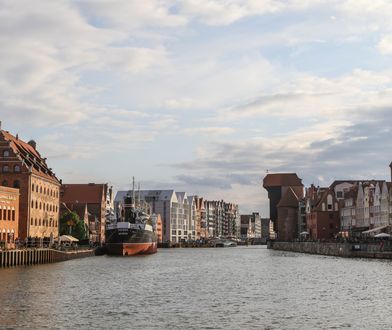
[1,246,392,329]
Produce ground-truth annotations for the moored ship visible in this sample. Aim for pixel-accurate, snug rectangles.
[105,182,157,256]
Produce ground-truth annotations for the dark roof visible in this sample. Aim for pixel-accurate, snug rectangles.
[263,173,303,188]
[277,187,299,208]
[1,130,60,183]
[61,184,105,204]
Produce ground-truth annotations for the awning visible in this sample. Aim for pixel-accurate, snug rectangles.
[59,235,79,242]
[362,225,389,234]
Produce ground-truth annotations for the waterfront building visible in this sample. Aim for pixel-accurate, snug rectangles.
[204,200,239,238]
[60,183,113,243]
[0,127,61,240]
[263,173,304,240]
[187,196,197,240]
[194,196,206,239]
[305,185,340,240]
[240,212,260,240]
[0,186,19,247]
[260,218,270,240]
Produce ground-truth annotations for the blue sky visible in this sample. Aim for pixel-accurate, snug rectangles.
[2,0,392,215]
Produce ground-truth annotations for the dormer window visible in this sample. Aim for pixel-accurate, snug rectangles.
[3,150,9,157]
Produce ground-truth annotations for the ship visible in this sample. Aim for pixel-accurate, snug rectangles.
[105,181,157,256]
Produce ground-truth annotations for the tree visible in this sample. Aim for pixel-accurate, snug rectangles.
[59,211,88,241]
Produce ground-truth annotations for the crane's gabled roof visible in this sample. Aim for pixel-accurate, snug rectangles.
[263,173,302,188]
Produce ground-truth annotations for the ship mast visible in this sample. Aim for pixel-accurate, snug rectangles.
[132,177,135,208]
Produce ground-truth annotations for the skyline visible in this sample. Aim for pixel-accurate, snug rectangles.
[2,1,392,215]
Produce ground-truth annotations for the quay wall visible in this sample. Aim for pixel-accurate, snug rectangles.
[270,241,392,259]
[0,249,95,268]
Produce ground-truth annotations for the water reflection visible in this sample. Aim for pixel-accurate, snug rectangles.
[0,247,391,329]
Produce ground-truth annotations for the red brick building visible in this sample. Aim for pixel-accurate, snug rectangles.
[263,173,304,241]
[60,183,111,243]
[306,185,340,240]
[0,129,61,240]
[0,186,19,247]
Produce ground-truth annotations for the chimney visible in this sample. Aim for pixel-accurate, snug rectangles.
[28,140,37,149]
[390,162,392,182]
[0,121,2,130]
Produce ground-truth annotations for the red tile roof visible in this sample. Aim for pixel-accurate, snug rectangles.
[0,130,60,183]
[263,173,303,188]
[61,183,105,204]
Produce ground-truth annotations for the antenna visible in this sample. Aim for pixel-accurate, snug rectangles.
[138,182,141,208]
[132,177,135,208]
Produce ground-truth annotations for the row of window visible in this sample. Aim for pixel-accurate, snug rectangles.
[1,165,21,173]
[0,209,16,221]
[30,218,58,228]
[31,183,59,198]
[31,200,58,213]
[1,180,20,189]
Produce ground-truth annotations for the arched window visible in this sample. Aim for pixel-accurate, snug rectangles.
[40,186,42,194]
[3,150,9,157]
[36,185,38,193]
[14,165,21,173]
[39,202,42,210]
[31,218,33,226]
[43,203,45,211]
[32,183,35,191]
[39,219,41,226]
[31,200,34,208]
[44,187,46,195]
[13,180,20,189]
[2,165,9,173]
[35,218,37,226]
[35,201,38,208]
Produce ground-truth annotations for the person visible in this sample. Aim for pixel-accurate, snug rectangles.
[380,240,384,252]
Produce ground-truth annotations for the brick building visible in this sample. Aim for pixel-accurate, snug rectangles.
[263,173,304,241]
[60,183,112,244]
[0,186,19,247]
[305,185,340,240]
[0,128,61,240]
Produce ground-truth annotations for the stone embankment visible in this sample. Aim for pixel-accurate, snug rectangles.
[269,241,392,259]
[0,248,95,268]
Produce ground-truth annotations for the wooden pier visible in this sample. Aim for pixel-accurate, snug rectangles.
[0,248,95,268]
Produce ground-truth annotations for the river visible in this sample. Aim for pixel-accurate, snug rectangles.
[0,246,391,329]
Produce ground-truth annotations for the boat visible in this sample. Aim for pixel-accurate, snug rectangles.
[105,181,157,256]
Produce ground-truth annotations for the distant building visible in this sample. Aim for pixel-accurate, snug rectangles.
[0,128,61,240]
[60,183,113,243]
[263,173,304,241]
[0,186,19,247]
[240,213,260,240]
[260,218,270,240]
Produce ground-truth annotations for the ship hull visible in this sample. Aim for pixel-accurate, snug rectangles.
[106,242,157,256]
[105,227,157,256]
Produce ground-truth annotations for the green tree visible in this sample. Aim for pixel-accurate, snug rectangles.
[59,211,88,241]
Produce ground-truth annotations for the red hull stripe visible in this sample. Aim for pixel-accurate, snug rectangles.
[106,242,157,256]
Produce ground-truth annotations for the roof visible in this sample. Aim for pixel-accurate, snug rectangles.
[277,187,299,208]
[263,173,303,188]
[0,130,60,183]
[115,189,176,203]
[61,183,105,204]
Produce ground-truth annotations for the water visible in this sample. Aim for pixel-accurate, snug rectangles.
[0,246,392,329]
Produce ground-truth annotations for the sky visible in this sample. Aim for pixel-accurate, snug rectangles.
[1,0,392,216]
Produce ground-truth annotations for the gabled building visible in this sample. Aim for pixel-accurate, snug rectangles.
[306,185,340,240]
[0,127,61,240]
[60,183,111,243]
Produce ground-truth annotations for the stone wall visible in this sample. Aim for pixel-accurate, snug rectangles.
[270,241,392,259]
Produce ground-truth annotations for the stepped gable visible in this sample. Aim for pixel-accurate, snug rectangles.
[0,130,59,183]
[61,183,105,204]
[263,173,303,187]
[277,187,299,208]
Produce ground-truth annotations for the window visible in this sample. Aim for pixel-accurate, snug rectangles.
[8,210,11,220]
[35,219,37,226]
[3,150,9,157]
[2,165,9,173]
[327,204,332,210]
[0,209,2,220]
[1,180,8,187]
[13,180,20,189]
[35,201,38,209]
[32,183,35,191]
[31,218,33,226]
[337,191,343,198]
[14,165,21,173]
[31,200,34,208]
[11,210,15,221]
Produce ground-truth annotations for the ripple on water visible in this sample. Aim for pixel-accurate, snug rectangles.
[0,247,392,329]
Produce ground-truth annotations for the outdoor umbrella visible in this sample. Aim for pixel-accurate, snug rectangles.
[374,233,391,238]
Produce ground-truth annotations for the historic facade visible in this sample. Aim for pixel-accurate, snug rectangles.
[0,186,19,247]
[0,129,60,240]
